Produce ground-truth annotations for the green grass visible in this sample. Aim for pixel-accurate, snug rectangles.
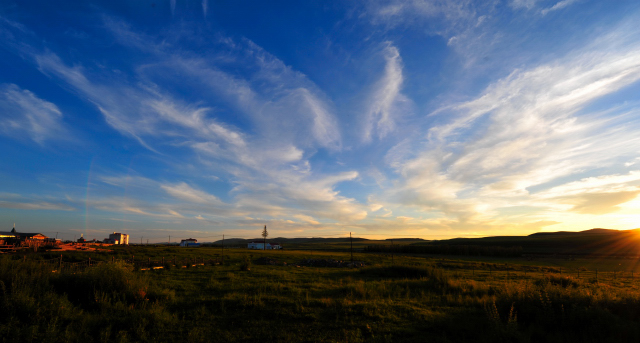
[4,247,640,342]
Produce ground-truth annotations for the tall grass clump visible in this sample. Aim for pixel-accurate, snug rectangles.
[240,255,252,271]
[490,275,640,342]
[0,257,179,342]
[0,258,75,341]
[54,261,173,307]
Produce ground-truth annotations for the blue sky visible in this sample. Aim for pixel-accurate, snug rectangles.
[2,0,640,242]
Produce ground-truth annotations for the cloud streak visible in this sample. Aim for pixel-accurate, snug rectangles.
[0,193,76,211]
[0,83,66,144]
[363,44,408,142]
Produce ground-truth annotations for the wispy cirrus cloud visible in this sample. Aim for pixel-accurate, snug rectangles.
[0,83,66,144]
[28,18,342,161]
[161,182,223,205]
[372,23,640,232]
[366,0,478,32]
[202,0,208,17]
[363,43,409,142]
[509,0,580,14]
[509,0,540,10]
[541,0,580,15]
[0,193,76,211]
[4,4,640,239]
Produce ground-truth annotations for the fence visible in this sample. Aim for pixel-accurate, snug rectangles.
[21,251,640,284]
[428,259,638,284]
[28,254,223,273]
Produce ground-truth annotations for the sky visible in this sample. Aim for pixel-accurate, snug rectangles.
[1,0,640,242]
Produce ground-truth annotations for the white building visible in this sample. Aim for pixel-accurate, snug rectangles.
[108,232,129,245]
[180,238,200,247]
[247,242,281,250]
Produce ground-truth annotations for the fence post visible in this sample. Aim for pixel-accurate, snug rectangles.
[148,257,151,269]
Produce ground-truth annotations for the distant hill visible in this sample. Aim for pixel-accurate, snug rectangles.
[528,228,612,236]
[385,238,426,241]
[207,229,640,257]
[420,228,640,256]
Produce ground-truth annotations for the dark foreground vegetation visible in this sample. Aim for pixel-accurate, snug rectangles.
[3,247,640,342]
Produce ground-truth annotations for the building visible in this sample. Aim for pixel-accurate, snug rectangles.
[0,228,17,244]
[247,242,282,250]
[1,224,47,241]
[0,224,47,248]
[107,232,129,245]
[179,238,200,247]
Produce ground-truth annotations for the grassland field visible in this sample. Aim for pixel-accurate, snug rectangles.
[4,244,640,342]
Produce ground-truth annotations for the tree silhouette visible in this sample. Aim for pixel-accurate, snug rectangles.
[261,225,268,250]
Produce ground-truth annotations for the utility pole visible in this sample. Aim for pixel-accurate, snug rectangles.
[147,239,149,245]
[350,232,353,262]
[55,232,58,239]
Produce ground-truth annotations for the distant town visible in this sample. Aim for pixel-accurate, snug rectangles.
[0,224,283,252]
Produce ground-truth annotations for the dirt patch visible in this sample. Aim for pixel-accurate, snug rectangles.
[46,243,111,252]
